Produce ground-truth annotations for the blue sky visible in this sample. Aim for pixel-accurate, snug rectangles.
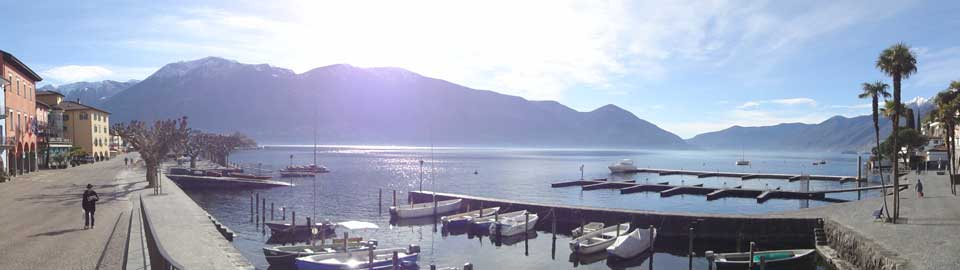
[5,0,960,138]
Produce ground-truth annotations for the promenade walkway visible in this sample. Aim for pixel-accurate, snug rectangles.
[0,153,144,270]
[780,172,960,270]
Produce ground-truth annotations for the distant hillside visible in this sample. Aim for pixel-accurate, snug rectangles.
[39,80,139,108]
[101,57,688,148]
[687,99,934,152]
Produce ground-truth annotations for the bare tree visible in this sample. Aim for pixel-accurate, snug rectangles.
[111,117,189,187]
[181,130,205,168]
[202,132,256,167]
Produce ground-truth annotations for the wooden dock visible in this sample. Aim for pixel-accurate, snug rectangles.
[618,168,863,182]
[551,180,908,203]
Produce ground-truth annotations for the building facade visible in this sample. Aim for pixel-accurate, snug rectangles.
[1,50,41,176]
[0,74,5,174]
[36,91,72,168]
[60,101,110,161]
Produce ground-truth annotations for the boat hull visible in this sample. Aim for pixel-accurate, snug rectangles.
[489,214,538,237]
[389,199,462,219]
[295,249,418,270]
[607,228,655,259]
[470,210,527,231]
[166,174,292,189]
[714,249,815,268]
[569,223,631,255]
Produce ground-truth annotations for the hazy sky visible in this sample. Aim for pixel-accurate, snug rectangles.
[5,0,960,138]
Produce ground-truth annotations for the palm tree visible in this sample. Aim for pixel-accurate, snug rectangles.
[942,80,960,195]
[876,43,918,221]
[859,81,891,220]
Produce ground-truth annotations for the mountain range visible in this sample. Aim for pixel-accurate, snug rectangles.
[37,56,935,151]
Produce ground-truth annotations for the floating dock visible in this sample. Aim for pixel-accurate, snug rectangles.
[617,168,863,182]
[408,191,818,240]
[552,180,907,203]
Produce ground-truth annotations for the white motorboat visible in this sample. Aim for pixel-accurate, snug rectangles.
[712,249,815,267]
[488,213,538,237]
[295,245,420,270]
[570,222,605,237]
[606,227,656,259]
[569,222,631,254]
[440,207,500,227]
[470,210,527,231]
[262,238,373,266]
[389,199,462,219]
[735,160,751,166]
[608,159,638,173]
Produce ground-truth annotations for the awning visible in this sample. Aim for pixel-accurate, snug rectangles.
[337,221,379,230]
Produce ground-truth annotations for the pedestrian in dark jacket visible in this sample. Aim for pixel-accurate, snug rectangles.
[82,184,99,229]
[916,178,924,198]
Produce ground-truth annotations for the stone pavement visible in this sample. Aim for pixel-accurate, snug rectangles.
[780,172,960,270]
[0,153,145,270]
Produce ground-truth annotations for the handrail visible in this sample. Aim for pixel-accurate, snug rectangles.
[140,194,187,270]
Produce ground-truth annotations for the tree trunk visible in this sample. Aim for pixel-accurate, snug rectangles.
[892,75,901,221]
[874,103,891,220]
[190,156,197,169]
[145,162,158,188]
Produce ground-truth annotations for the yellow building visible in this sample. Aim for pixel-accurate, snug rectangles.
[59,101,111,161]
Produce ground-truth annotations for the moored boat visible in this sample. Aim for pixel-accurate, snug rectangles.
[389,199,462,219]
[282,164,330,173]
[569,222,631,254]
[608,159,638,173]
[228,172,273,180]
[711,249,815,267]
[488,213,538,237]
[570,222,605,237]
[294,245,420,270]
[265,220,337,236]
[606,227,656,259]
[440,207,500,227]
[470,210,527,231]
[280,171,316,178]
[262,238,373,266]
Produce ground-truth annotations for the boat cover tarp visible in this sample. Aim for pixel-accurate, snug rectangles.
[337,221,379,230]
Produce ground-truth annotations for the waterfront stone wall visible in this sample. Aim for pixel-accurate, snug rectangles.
[823,219,909,270]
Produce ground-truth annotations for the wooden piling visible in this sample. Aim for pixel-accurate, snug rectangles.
[282,206,286,220]
[306,217,312,245]
[748,242,755,269]
[705,250,715,270]
[255,193,260,226]
[250,193,254,222]
[524,212,530,256]
[392,250,399,269]
[688,227,694,270]
[271,202,274,220]
[759,255,767,270]
[463,263,473,270]
[368,248,375,270]
[378,188,383,214]
[262,198,266,233]
[343,232,348,251]
[393,190,397,207]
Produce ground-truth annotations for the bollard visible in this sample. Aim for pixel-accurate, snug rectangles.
[759,255,767,270]
[705,250,715,270]
[250,194,254,222]
[749,242,755,269]
[392,250,399,270]
[617,222,621,237]
[463,263,473,270]
[271,203,275,220]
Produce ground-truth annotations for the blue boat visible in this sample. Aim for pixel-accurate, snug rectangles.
[295,245,420,270]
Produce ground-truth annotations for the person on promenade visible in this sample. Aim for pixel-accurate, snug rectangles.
[82,184,99,229]
[124,157,128,165]
[916,178,924,198]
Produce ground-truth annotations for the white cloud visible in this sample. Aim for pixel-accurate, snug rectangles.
[771,98,817,106]
[737,101,761,109]
[42,65,113,83]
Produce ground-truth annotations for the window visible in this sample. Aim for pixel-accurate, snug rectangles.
[63,114,69,121]
[63,125,67,132]
[80,113,89,120]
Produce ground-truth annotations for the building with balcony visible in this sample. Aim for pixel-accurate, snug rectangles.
[36,100,72,168]
[59,101,110,161]
[1,50,41,176]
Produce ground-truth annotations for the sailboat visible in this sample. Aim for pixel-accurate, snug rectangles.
[735,149,750,166]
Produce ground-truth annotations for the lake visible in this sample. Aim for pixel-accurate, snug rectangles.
[182,146,868,269]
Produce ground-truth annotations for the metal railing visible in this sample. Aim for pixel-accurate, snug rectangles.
[139,194,186,270]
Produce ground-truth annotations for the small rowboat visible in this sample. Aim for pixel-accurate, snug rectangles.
[295,245,420,270]
[441,207,500,227]
[569,223,631,254]
[389,199,462,219]
[489,213,538,237]
[607,227,656,259]
[265,221,336,236]
[571,222,605,237]
[262,238,372,266]
[470,210,527,231]
[712,249,815,267]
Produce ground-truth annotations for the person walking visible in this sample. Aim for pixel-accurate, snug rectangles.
[124,157,128,166]
[916,178,924,198]
[82,184,99,229]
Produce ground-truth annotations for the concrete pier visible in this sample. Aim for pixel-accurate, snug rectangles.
[553,179,902,203]
[621,168,863,182]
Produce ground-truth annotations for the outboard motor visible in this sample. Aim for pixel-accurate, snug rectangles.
[408,244,421,254]
[366,239,379,248]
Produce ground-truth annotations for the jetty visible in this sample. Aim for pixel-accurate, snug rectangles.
[553,180,907,203]
[614,168,863,182]
[166,174,293,189]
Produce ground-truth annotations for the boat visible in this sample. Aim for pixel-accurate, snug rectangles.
[470,210,527,231]
[280,171,316,178]
[736,150,750,166]
[264,220,337,236]
[389,199,462,219]
[488,213,538,237]
[819,160,827,165]
[295,245,420,270]
[570,222,605,237]
[569,223,631,254]
[166,174,293,189]
[440,207,500,227]
[281,164,330,173]
[227,172,273,180]
[608,159,638,173]
[262,238,373,265]
[712,249,815,267]
[606,227,656,259]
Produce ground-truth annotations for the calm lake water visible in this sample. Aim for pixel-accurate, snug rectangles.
[182,146,867,270]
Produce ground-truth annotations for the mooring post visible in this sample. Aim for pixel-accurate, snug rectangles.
[250,193,254,222]
[378,188,383,215]
[292,211,297,236]
[393,189,397,207]
[688,227,694,270]
[343,232,348,251]
[282,206,286,220]
[368,248,375,270]
[579,216,585,237]
[255,193,260,226]
[524,212,530,256]
[857,155,863,200]
[271,202,275,220]
[392,250,399,269]
[749,242,756,269]
[430,265,436,270]
[463,263,473,270]
[705,250,715,270]
[759,255,767,270]
[494,211,501,239]
[551,208,557,239]
[649,225,655,250]
[262,198,266,233]
[306,217,312,245]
